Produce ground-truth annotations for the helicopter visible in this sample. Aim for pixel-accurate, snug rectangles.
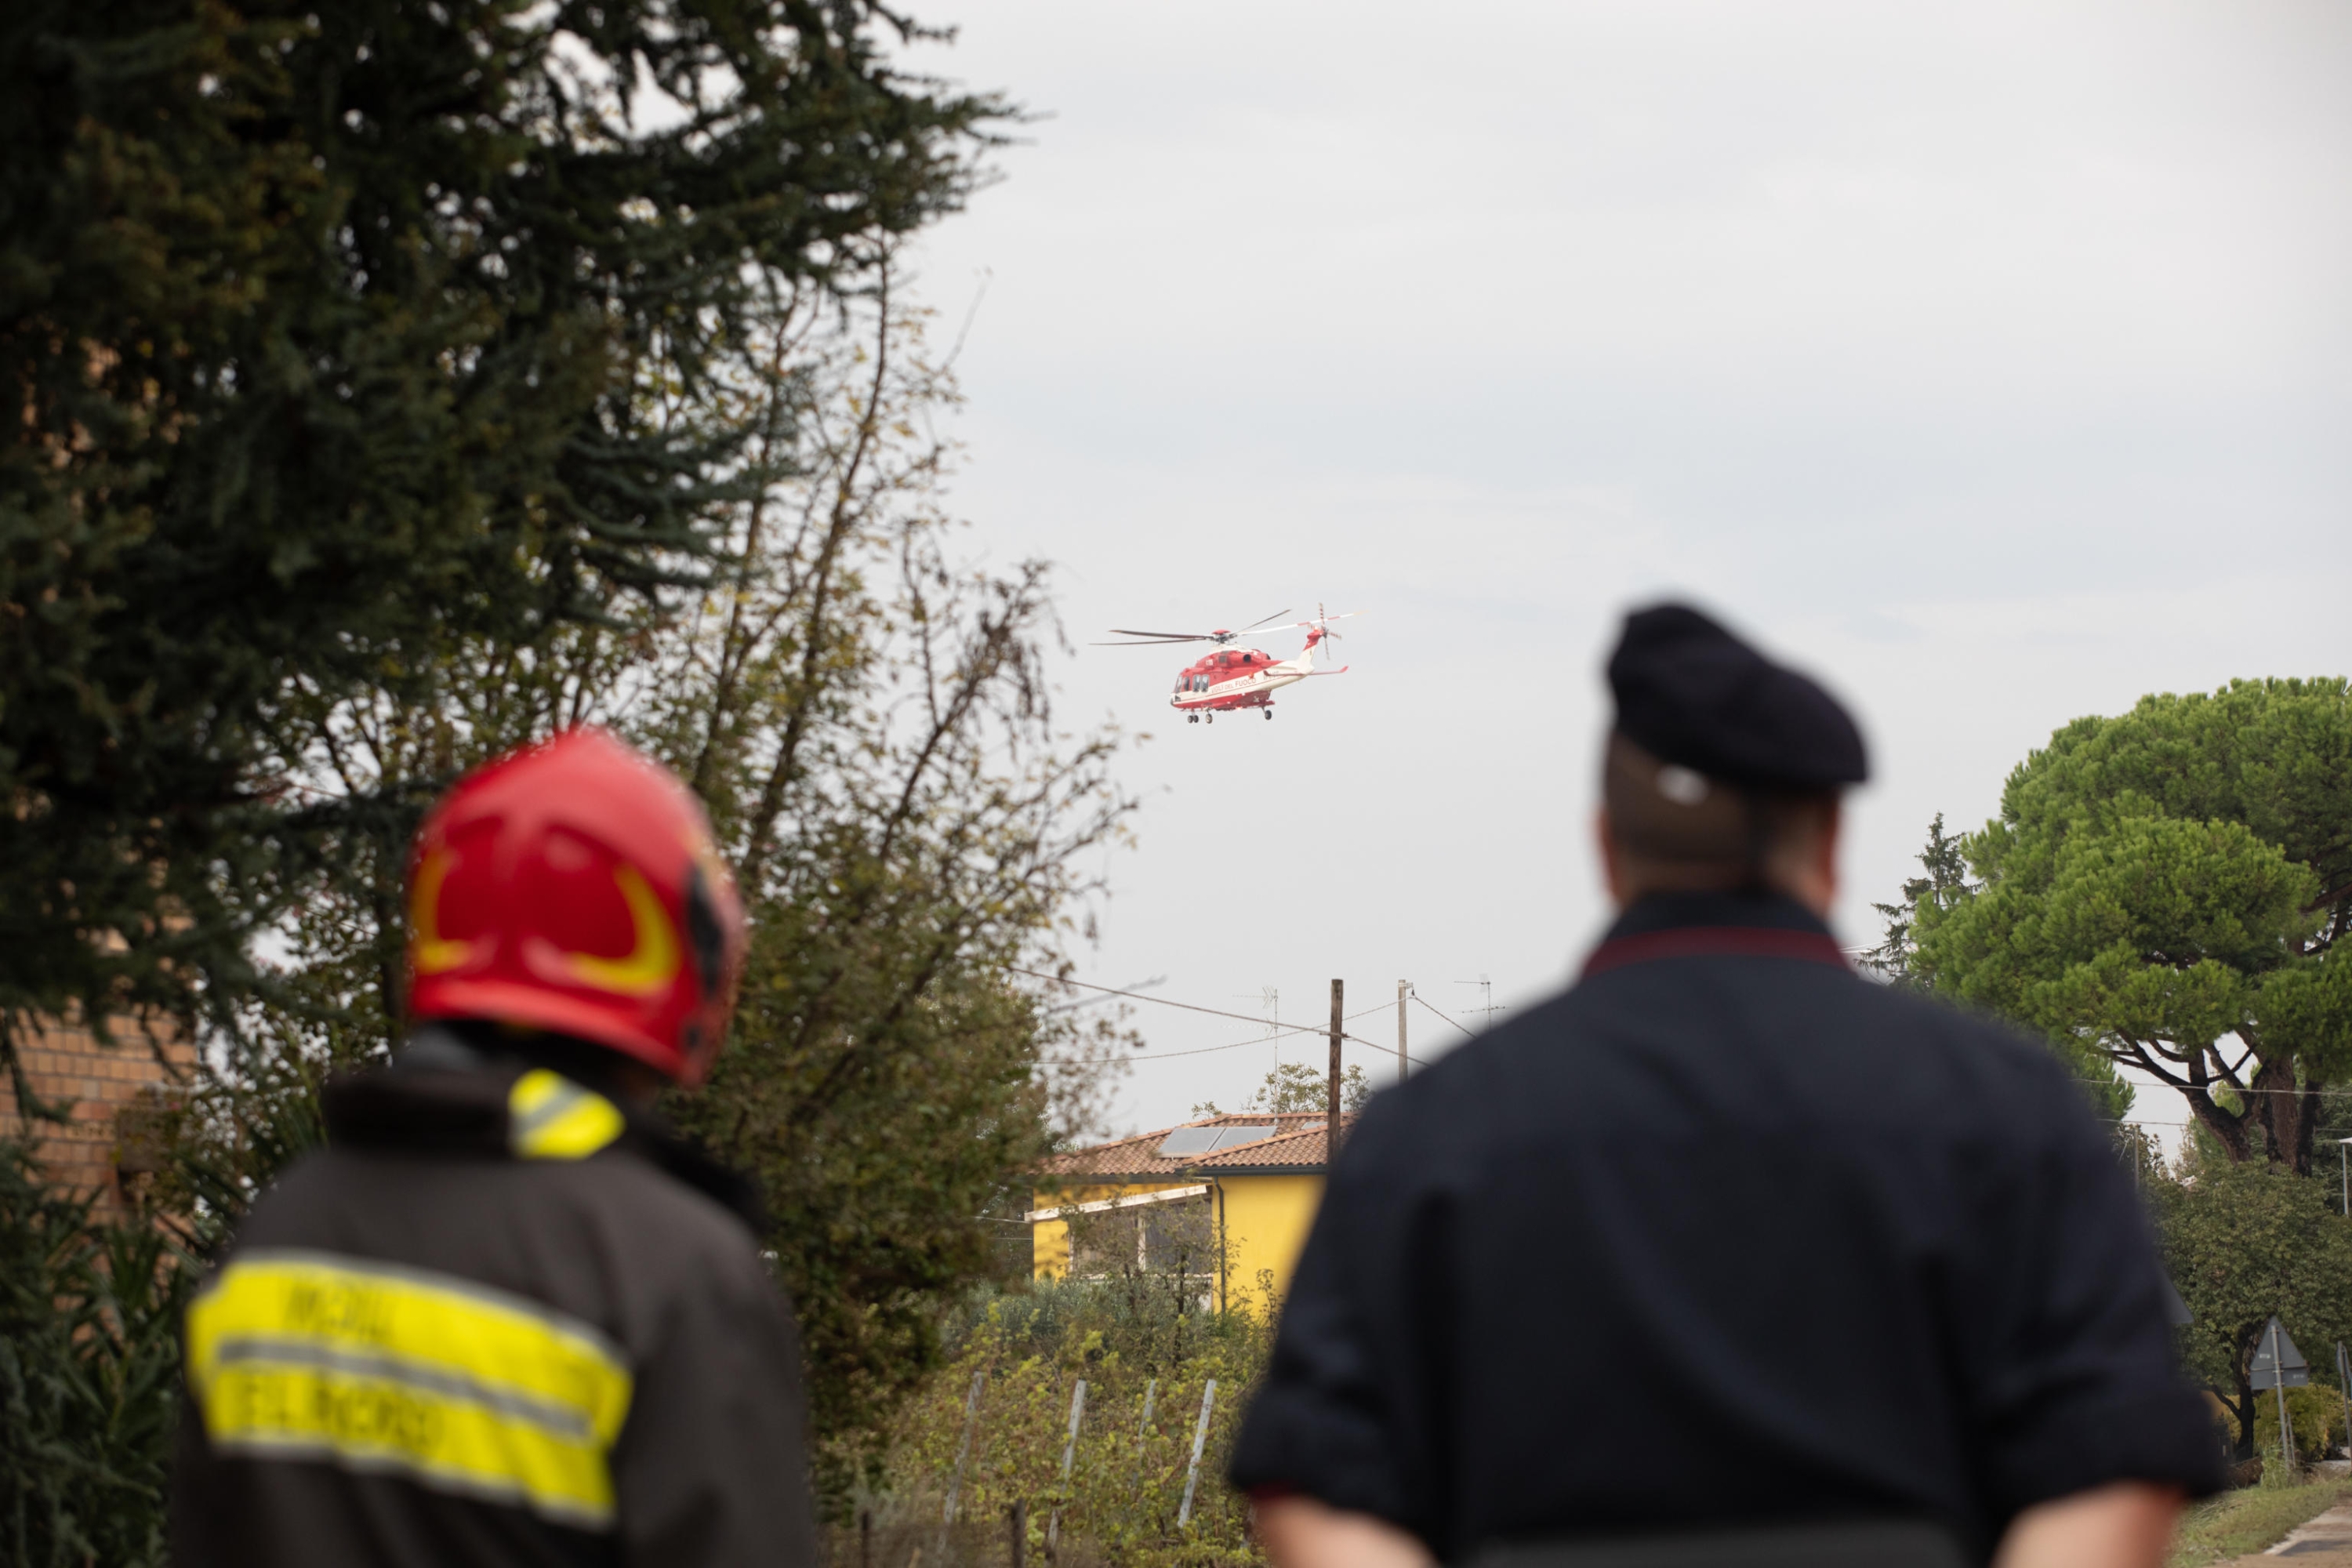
[1093,606,1360,723]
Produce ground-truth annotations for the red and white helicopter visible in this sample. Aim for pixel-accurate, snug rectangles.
[1094,606,1361,723]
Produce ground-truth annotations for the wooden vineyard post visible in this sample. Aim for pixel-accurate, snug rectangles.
[1007,1499,1026,1568]
[938,1370,986,1558]
[1047,1378,1086,1556]
[2276,1319,2297,1476]
[1178,1378,1218,1526]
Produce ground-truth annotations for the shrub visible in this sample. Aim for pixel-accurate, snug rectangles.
[0,1140,190,1567]
[2256,1384,2348,1473]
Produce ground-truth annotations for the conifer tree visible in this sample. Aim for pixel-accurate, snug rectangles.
[2,0,1002,1068]
[1860,812,1970,987]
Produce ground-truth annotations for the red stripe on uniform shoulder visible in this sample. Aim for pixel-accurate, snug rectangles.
[1581,926,1850,979]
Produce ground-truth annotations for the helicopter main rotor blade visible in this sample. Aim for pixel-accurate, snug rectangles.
[1241,611,1367,637]
[1105,628,1216,641]
[1236,608,1293,634]
[1091,637,1209,647]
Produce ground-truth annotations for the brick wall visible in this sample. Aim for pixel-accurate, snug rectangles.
[2,1017,195,1219]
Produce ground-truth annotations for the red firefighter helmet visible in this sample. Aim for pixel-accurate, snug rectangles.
[404,728,748,1085]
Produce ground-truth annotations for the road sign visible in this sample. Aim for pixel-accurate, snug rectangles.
[2252,1316,2310,1391]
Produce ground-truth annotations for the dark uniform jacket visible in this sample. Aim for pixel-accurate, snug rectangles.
[1230,892,2219,1564]
[172,1032,820,1568]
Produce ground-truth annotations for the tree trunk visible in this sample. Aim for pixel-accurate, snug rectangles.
[2230,1374,2256,1461]
[2251,1054,2317,1174]
[2187,1088,2252,1163]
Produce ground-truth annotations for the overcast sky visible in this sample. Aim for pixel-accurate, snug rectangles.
[891,1,2352,1141]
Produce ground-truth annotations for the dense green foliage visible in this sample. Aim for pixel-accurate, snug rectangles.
[0,1142,188,1568]
[1865,814,2132,1120]
[2252,1385,2345,1472]
[1915,681,2352,1169]
[1,0,1001,1065]
[2149,1145,2352,1458]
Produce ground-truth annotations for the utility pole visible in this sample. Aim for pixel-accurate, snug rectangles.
[1327,978,1344,1146]
[1397,980,1410,1082]
[2274,1319,2296,1476]
[1264,985,1279,1075]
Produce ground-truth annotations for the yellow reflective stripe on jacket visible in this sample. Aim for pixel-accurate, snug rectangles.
[185,1250,633,1528]
[508,1069,625,1160]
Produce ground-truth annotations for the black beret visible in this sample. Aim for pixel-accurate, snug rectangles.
[1606,603,1868,790]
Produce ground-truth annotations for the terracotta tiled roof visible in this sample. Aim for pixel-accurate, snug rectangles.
[1034,1111,1358,1181]
[1192,1116,1354,1171]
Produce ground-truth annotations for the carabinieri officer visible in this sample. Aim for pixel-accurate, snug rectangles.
[1231,604,2218,1568]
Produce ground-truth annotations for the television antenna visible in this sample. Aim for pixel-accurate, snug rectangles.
[1455,975,1506,1032]
[1234,986,1280,1072]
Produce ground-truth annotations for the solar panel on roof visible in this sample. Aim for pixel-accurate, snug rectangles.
[1155,1123,1274,1158]
[1155,1127,1225,1156]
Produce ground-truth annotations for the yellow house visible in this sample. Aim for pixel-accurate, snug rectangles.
[1028,1111,1353,1318]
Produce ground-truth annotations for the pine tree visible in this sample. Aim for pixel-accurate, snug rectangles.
[1916,681,2352,1168]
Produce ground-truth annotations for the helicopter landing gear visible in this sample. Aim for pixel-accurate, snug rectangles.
[1206,713,1214,724]
[1262,709,1273,721]
[1187,713,1199,724]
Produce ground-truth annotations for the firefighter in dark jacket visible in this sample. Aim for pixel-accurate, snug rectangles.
[1232,605,2219,1568]
[172,728,819,1567]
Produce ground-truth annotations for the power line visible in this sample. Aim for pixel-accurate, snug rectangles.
[1045,1004,1434,1069]
[1021,967,2352,1107]
[1413,992,1475,1039]
[1040,1034,1311,1067]
[1017,967,1435,1067]
[2123,1083,2352,1099]
[1013,967,1344,1040]
[1044,975,1166,1015]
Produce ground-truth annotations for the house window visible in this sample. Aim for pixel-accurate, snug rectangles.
[1067,1192,1217,1301]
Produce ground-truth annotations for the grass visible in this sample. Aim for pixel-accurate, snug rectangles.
[2169,1479,2352,1566]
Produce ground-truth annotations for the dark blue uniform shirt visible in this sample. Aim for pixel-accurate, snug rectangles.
[1229,892,2218,1563]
